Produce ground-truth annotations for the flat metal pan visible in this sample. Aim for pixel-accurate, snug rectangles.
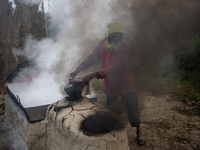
[6,84,49,122]
[24,104,49,122]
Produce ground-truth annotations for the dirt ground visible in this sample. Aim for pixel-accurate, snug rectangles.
[0,89,200,150]
[95,89,200,150]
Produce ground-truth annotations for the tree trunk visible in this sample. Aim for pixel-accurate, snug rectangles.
[42,2,48,37]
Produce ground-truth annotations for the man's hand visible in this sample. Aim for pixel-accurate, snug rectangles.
[82,73,97,85]
[70,70,79,79]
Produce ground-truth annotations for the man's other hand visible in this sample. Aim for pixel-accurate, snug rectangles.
[70,70,79,79]
[82,73,97,85]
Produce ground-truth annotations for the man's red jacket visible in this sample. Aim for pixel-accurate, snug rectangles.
[77,38,135,96]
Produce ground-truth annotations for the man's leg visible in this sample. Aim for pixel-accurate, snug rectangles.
[121,91,146,145]
[106,94,118,112]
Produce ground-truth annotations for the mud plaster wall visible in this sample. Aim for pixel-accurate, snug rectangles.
[5,95,129,150]
[46,97,129,150]
[5,95,48,150]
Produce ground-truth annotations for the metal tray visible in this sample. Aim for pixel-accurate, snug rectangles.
[6,84,49,123]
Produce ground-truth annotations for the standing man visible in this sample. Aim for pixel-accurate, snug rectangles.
[70,22,146,146]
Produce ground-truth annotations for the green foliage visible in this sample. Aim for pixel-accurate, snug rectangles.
[167,70,200,101]
[34,36,48,41]
[167,33,200,109]
[91,78,104,91]
[180,70,200,89]
[185,34,200,71]
[187,90,200,103]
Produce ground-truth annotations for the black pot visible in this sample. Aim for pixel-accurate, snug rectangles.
[64,81,84,101]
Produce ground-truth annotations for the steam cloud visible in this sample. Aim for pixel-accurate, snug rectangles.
[9,0,134,107]
[9,0,200,107]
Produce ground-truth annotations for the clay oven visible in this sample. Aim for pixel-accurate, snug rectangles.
[5,82,129,150]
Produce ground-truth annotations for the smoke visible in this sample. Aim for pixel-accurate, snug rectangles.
[9,0,200,107]
[125,0,200,89]
[10,36,64,107]
[9,0,134,107]
[49,0,134,87]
